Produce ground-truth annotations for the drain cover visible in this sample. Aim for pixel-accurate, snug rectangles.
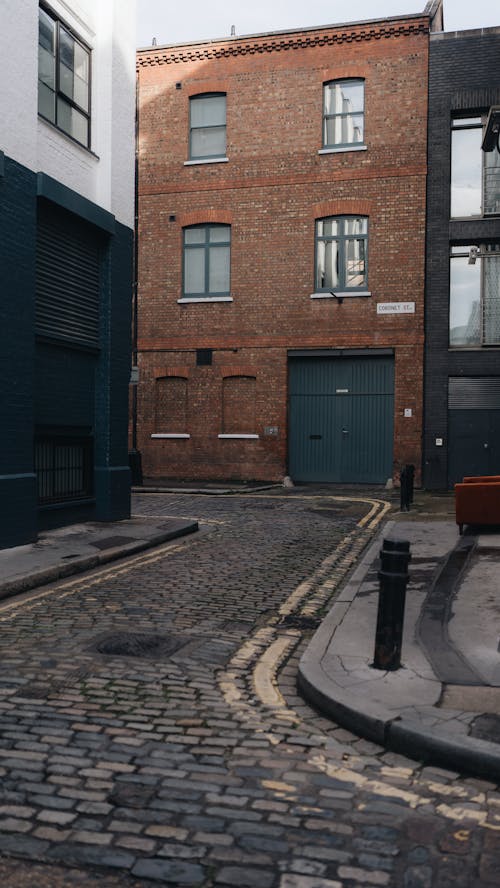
[470,713,500,744]
[279,615,321,630]
[95,632,185,659]
[92,535,139,550]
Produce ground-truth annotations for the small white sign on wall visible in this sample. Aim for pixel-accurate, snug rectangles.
[377,302,416,315]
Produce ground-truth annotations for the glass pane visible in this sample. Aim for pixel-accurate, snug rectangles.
[39,9,55,53]
[484,149,500,215]
[449,255,480,345]
[209,226,230,243]
[324,113,364,146]
[483,256,500,344]
[184,228,206,245]
[191,95,226,127]
[39,45,55,89]
[209,245,230,293]
[57,98,88,145]
[324,81,363,115]
[344,217,367,236]
[74,43,89,83]
[317,219,338,238]
[190,126,226,158]
[59,61,74,101]
[74,73,89,112]
[316,241,339,290]
[345,239,366,287]
[59,28,75,71]
[451,127,482,217]
[453,117,482,128]
[38,81,56,122]
[184,247,205,294]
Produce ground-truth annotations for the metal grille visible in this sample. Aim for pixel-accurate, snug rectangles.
[36,203,101,348]
[35,436,93,505]
[448,377,500,410]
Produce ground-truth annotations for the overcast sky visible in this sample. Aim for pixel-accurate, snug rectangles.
[137,0,499,48]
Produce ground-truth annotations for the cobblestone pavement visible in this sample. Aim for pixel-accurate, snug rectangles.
[0,490,499,888]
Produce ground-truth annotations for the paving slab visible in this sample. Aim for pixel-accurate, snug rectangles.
[0,515,198,599]
[299,517,500,780]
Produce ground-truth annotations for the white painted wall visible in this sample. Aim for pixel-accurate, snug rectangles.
[0,0,136,228]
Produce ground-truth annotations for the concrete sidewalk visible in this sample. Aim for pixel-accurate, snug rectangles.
[0,515,198,599]
[299,515,500,781]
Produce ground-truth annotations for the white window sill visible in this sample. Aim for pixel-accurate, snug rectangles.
[184,157,229,166]
[318,145,367,155]
[178,296,233,304]
[151,433,190,439]
[310,291,371,299]
[218,434,259,440]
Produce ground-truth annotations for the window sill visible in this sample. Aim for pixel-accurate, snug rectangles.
[151,433,190,439]
[218,434,259,440]
[318,145,367,155]
[310,291,371,299]
[184,157,229,166]
[177,296,233,303]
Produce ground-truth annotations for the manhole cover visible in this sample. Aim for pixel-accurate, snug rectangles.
[94,632,185,659]
[470,713,500,744]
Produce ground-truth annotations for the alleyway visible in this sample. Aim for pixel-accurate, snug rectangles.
[0,491,498,886]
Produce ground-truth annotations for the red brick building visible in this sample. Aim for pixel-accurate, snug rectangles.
[135,4,442,485]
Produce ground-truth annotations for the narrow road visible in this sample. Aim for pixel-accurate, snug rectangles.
[0,491,498,887]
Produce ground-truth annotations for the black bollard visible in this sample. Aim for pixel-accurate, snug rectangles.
[400,464,415,512]
[373,538,411,671]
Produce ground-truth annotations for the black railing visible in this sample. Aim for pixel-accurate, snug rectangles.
[35,436,93,505]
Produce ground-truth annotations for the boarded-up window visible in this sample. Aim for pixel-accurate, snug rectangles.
[155,376,187,431]
[222,376,256,433]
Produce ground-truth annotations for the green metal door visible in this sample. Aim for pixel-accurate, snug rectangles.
[288,356,394,483]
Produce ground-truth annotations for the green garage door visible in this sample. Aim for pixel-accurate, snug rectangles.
[448,377,500,486]
[288,356,394,483]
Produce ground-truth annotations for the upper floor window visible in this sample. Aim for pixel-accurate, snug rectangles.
[323,80,364,149]
[183,224,231,299]
[315,216,368,293]
[449,245,500,347]
[451,116,500,217]
[189,94,226,161]
[38,5,91,148]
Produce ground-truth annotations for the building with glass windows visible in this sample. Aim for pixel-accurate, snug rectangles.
[135,3,443,486]
[0,1,136,548]
[423,25,500,488]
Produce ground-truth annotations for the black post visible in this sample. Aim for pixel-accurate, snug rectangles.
[373,538,411,671]
[400,464,415,512]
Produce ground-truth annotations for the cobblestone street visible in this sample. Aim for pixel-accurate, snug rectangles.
[0,490,499,887]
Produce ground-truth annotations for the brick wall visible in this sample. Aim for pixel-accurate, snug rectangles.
[136,16,430,483]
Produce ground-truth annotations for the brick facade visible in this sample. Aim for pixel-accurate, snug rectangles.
[136,13,433,484]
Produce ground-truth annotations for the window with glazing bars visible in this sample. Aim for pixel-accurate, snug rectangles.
[183,224,231,297]
[189,94,226,160]
[323,80,364,148]
[38,5,91,148]
[449,245,500,346]
[315,216,368,292]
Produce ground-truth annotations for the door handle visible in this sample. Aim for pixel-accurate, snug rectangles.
[342,428,349,435]
[309,434,322,440]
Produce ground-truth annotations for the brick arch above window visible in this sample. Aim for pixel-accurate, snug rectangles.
[186,82,229,99]
[310,199,372,220]
[153,367,190,379]
[178,210,233,228]
[321,69,368,83]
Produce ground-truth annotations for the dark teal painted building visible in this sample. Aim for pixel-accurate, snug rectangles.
[0,151,133,548]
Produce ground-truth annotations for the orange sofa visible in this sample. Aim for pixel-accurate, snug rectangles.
[455,475,500,534]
